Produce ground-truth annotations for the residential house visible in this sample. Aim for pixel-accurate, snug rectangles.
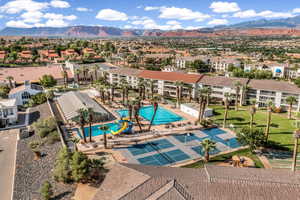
[0,98,18,127]
[8,81,43,105]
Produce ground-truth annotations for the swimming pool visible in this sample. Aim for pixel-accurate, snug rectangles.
[117,105,184,125]
[77,123,120,138]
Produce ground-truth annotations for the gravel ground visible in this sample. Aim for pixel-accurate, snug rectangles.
[13,134,76,200]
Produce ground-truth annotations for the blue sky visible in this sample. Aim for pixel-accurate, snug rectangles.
[0,0,299,29]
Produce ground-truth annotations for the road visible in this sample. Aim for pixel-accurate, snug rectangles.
[0,129,18,200]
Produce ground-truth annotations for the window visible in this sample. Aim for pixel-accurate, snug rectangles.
[22,91,31,99]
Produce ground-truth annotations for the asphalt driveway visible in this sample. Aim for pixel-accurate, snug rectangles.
[0,129,18,200]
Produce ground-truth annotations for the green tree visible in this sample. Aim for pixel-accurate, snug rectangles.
[223,93,230,128]
[99,124,109,149]
[265,100,273,142]
[71,151,90,183]
[39,75,57,88]
[286,96,297,119]
[148,97,159,131]
[40,181,53,200]
[237,127,265,152]
[0,85,10,98]
[201,139,216,162]
[53,147,72,183]
[249,99,257,130]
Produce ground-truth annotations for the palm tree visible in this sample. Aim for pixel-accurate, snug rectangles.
[71,137,80,151]
[127,100,133,121]
[197,90,205,123]
[223,93,230,128]
[137,78,146,100]
[132,97,142,132]
[77,109,87,143]
[203,87,212,106]
[99,125,109,149]
[249,99,257,130]
[149,80,155,100]
[92,65,98,81]
[148,96,159,131]
[201,139,216,162]
[292,121,300,171]
[186,84,193,103]
[119,79,129,105]
[265,100,273,142]
[286,96,297,119]
[234,81,242,111]
[175,81,183,108]
[87,108,94,143]
[6,76,14,89]
[61,70,68,88]
[75,69,81,85]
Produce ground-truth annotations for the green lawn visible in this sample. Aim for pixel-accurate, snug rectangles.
[210,105,296,151]
[183,148,264,168]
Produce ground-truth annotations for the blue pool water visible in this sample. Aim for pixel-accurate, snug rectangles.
[117,106,184,125]
[77,123,120,138]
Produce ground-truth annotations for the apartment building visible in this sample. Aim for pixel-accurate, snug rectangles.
[198,76,249,105]
[248,79,300,110]
[103,63,300,110]
[210,58,241,72]
[175,55,207,69]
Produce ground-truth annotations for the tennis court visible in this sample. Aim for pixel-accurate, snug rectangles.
[127,139,174,156]
[137,149,190,166]
[191,146,221,156]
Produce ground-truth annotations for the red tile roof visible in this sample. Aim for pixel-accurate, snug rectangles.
[139,70,203,84]
[0,65,73,84]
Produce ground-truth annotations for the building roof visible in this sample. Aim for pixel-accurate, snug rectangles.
[9,83,43,95]
[92,163,300,200]
[139,70,203,84]
[248,79,300,94]
[57,91,110,121]
[0,98,16,108]
[199,75,249,88]
[108,67,141,77]
[0,65,72,84]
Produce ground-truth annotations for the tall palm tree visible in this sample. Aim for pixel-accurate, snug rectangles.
[175,81,183,108]
[234,81,242,111]
[137,78,146,100]
[92,65,98,81]
[204,87,212,106]
[186,84,193,103]
[87,108,94,142]
[148,96,159,131]
[286,96,297,119]
[223,92,230,128]
[149,80,155,100]
[132,97,143,132]
[61,70,68,89]
[6,76,14,89]
[77,109,87,143]
[119,79,129,105]
[249,99,257,130]
[99,125,109,149]
[75,68,81,85]
[265,100,273,142]
[127,100,133,121]
[292,121,300,171]
[201,139,216,162]
[197,90,205,123]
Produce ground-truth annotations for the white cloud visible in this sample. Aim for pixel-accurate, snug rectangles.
[44,13,77,21]
[21,11,43,23]
[144,6,160,11]
[158,7,210,22]
[44,19,68,27]
[6,20,32,28]
[124,25,133,29]
[184,26,203,30]
[208,19,229,25]
[293,8,300,13]
[131,18,182,30]
[76,7,91,12]
[233,10,295,18]
[0,0,48,14]
[210,1,240,13]
[50,0,70,8]
[96,9,128,21]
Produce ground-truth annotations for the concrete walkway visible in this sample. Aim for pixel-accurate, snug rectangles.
[0,129,18,200]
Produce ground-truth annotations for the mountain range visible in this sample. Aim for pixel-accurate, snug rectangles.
[0,15,300,37]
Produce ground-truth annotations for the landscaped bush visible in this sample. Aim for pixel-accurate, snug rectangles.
[26,93,47,107]
[47,131,60,144]
[32,117,58,141]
